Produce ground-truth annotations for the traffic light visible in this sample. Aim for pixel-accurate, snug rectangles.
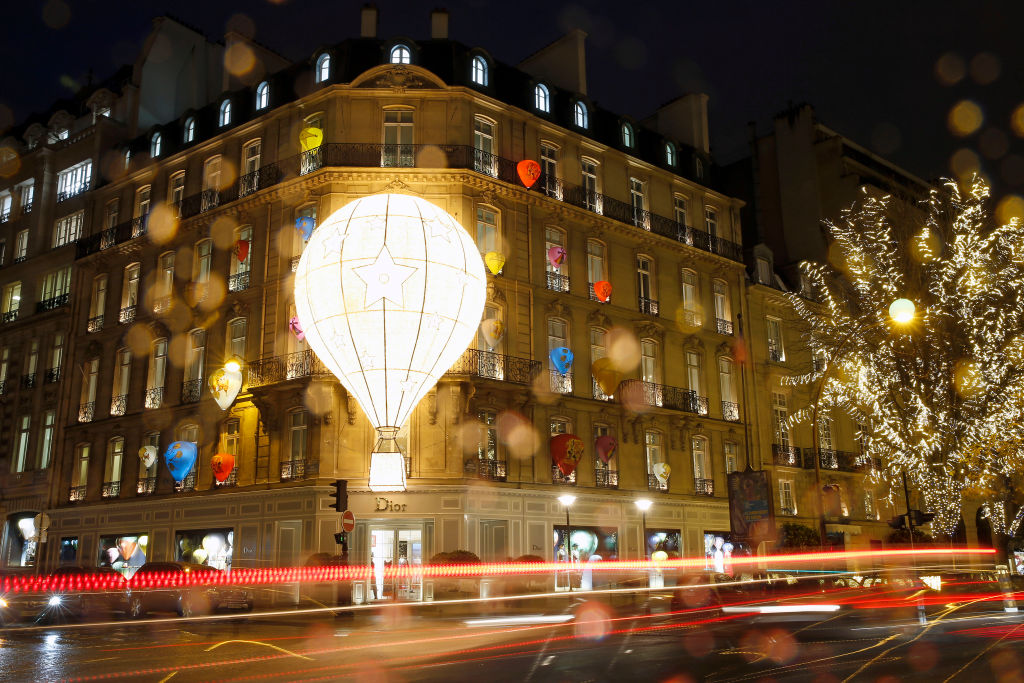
[329,479,347,512]
[888,514,907,530]
[334,532,346,545]
[910,510,935,526]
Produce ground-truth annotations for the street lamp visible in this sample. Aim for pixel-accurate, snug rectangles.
[634,499,653,560]
[558,494,576,591]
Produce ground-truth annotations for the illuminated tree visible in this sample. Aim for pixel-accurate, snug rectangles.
[787,178,1024,546]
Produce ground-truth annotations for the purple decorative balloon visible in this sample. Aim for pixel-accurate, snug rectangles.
[547,245,566,269]
[595,435,618,464]
[289,315,305,341]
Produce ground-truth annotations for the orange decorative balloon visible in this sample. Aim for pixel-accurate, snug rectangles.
[593,280,612,302]
[211,453,236,482]
[517,159,542,189]
[550,433,585,476]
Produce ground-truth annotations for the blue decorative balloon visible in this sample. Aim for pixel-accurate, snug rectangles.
[295,216,315,241]
[164,441,198,483]
[549,347,574,376]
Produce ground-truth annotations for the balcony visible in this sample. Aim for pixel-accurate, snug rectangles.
[551,465,576,486]
[214,467,239,487]
[36,293,69,313]
[68,485,87,503]
[549,370,573,395]
[228,272,250,293]
[144,387,164,409]
[247,349,330,388]
[592,377,615,401]
[20,373,35,389]
[722,401,740,422]
[137,477,157,495]
[238,169,263,197]
[678,309,701,329]
[0,209,10,223]
[619,380,707,415]
[716,318,734,336]
[101,481,121,499]
[772,444,804,467]
[78,402,94,423]
[638,296,659,316]
[300,148,324,175]
[2,309,19,323]
[290,256,301,272]
[768,347,785,363]
[694,478,714,496]
[0,380,7,395]
[380,144,415,168]
[587,282,608,303]
[446,348,542,385]
[181,379,202,404]
[21,202,32,216]
[56,183,89,203]
[199,189,220,213]
[546,271,570,292]
[473,148,499,178]
[648,473,669,491]
[152,296,172,314]
[87,315,104,333]
[175,471,197,493]
[43,368,60,384]
[13,255,25,264]
[119,305,136,324]
[594,467,619,489]
[815,449,873,473]
[779,507,799,517]
[110,394,127,416]
[465,458,507,482]
[281,458,318,481]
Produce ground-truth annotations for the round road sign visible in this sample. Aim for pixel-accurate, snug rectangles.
[341,510,355,533]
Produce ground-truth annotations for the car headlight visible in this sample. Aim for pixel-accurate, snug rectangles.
[48,595,63,607]
[0,597,7,608]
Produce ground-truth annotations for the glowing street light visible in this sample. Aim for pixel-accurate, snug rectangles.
[635,498,652,560]
[888,298,916,324]
[557,494,577,591]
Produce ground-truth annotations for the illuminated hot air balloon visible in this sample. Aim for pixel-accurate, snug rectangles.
[293,194,487,491]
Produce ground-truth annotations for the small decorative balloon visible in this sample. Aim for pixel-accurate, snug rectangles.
[595,435,618,464]
[484,251,506,276]
[516,159,541,189]
[138,446,157,470]
[653,462,671,485]
[295,216,315,241]
[165,441,198,483]
[208,365,243,411]
[480,318,505,349]
[211,453,236,483]
[289,315,305,341]
[547,245,567,269]
[550,433,585,476]
[234,239,250,263]
[591,357,621,396]
[593,280,612,303]
[299,126,323,152]
[549,347,573,375]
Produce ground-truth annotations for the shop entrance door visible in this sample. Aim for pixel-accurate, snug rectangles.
[369,527,422,601]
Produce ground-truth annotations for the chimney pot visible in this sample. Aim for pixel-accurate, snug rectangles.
[430,8,449,39]
[360,4,378,38]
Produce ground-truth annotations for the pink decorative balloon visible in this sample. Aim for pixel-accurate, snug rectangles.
[547,245,566,269]
[595,435,618,464]
[289,315,305,341]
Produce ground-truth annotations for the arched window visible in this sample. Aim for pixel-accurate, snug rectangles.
[71,443,90,496]
[713,279,732,332]
[550,416,576,485]
[315,53,331,83]
[590,327,611,400]
[645,430,666,490]
[534,84,550,112]
[470,55,488,85]
[227,317,247,361]
[719,357,737,420]
[692,436,711,494]
[183,117,195,143]
[637,254,656,313]
[574,101,588,129]
[547,317,572,394]
[586,239,606,293]
[284,409,308,478]
[621,123,634,148]
[193,238,213,285]
[103,437,125,497]
[390,44,411,64]
[545,226,568,291]
[640,339,659,385]
[145,338,167,408]
[185,329,206,383]
[150,132,162,158]
[176,423,199,491]
[218,99,232,127]
[680,269,699,328]
[255,81,269,110]
[477,302,505,356]
[665,142,676,166]
[593,422,617,482]
[475,205,499,255]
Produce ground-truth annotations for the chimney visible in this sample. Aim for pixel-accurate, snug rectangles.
[645,93,711,155]
[518,29,588,96]
[430,8,449,39]
[360,4,378,38]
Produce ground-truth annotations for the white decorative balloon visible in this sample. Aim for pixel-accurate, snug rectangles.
[294,194,487,490]
[208,366,243,410]
[138,446,157,469]
[653,462,672,485]
[480,318,504,349]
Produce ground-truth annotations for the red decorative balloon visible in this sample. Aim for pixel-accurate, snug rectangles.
[211,453,236,482]
[550,433,585,476]
[593,280,612,302]
[234,239,250,263]
[517,159,542,189]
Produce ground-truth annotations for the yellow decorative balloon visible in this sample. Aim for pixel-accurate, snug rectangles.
[591,357,622,396]
[299,127,323,152]
[484,251,506,276]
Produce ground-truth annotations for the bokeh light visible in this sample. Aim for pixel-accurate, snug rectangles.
[969,52,1001,85]
[953,359,983,398]
[888,298,915,324]
[948,100,984,137]
[606,326,641,373]
[42,0,70,29]
[1003,335,1024,366]
[210,215,239,249]
[934,52,966,85]
[950,148,981,180]
[995,195,1024,225]
[978,128,1009,160]
[224,43,256,77]
[1011,104,1024,138]
[145,204,179,245]
[496,410,539,460]
[0,147,21,179]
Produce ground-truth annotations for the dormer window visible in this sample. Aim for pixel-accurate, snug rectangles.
[574,101,588,129]
[218,100,232,127]
[255,81,269,110]
[390,44,411,64]
[150,133,162,158]
[183,117,195,143]
[470,55,488,86]
[665,142,676,166]
[315,53,331,83]
[534,84,550,113]
[622,123,634,148]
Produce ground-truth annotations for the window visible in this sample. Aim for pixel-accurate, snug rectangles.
[630,177,647,228]
[227,317,247,360]
[89,274,107,323]
[581,157,600,212]
[202,156,222,209]
[40,266,71,301]
[640,339,659,384]
[49,333,64,377]
[475,206,498,254]
[56,160,92,200]
[590,327,609,399]
[222,419,240,457]
[146,338,167,406]
[705,206,718,237]
[540,143,559,196]
[586,239,605,290]
[477,302,504,357]
[241,140,261,195]
[0,239,6,265]
[168,171,185,210]
[0,347,8,388]
[685,350,703,396]
[692,436,711,484]
[645,430,665,486]
[382,110,414,167]
[766,316,785,361]
[545,227,568,292]
[157,251,175,302]
[772,392,789,447]
[548,317,572,393]
[724,442,738,474]
[574,101,588,129]
[140,432,160,483]
[105,437,125,488]
[150,132,161,157]
[289,410,308,462]
[680,269,699,326]
[637,255,655,313]
[255,81,269,109]
[124,149,131,169]
[134,185,151,218]
[390,44,411,64]
[72,444,90,491]
[719,356,736,404]
[864,489,877,520]
[622,123,634,148]
[53,210,84,247]
[14,229,27,261]
[13,415,30,473]
[819,417,834,453]
[856,419,870,455]
[18,181,33,214]
[111,347,131,414]
[713,280,732,332]
[218,99,232,127]
[176,424,199,490]
[185,329,206,382]
[184,116,196,143]
[315,53,331,83]
[779,480,796,514]
[80,358,98,420]
[470,55,488,85]
[2,282,21,317]
[39,410,55,469]
[477,410,498,461]
[231,225,253,281]
[25,339,38,382]
[534,84,550,112]
[665,142,676,166]
[193,239,213,284]
[179,423,199,443]
[593,423,617,478]
[0,192,10,221]
[473,117,496,176]
[104,199,119,230]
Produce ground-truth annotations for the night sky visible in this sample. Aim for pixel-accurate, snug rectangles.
[2,0,1023,202]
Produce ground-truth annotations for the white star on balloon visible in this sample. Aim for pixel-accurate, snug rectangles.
[322,231,347,259]
[428,218,452,243]
[400,379,418,393]
[359,347,379,369]
[424,312,443,331]
[354,247,417,308]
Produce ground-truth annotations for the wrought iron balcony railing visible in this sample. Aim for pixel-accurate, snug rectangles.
[694,478,714,496]
[618,380,707,415]
[119,305,136,324]
[772,444,805,467]
[36,293,69,313]
[594,467,619,489]
[551,465,577,486]
[648,473,669,491]
[813,448,872,473]
[0,380,8,395]
[214,467,239,487]
[446,348,542,385]
[144,387,163,409]
[465,458,507,482]
[549,370,573,395]
[638,296,659,316]
[101,481,121,498]
[546,271,570,292]
[69,485,87,502]
[779,506,799,517]
[21,373,35,389]
[592,377,615,401]
[722,401,740,422]
[78,401,94,423]
[110,394,127,416]
[768,346,785,363]
[175,471,197,493]
[227,271,250,292]
[678,309,701,329]
[87,315,104,333]
[247,349,329,388]
[281,458,318,481]
[137,476,157,495]
[2,309,19,323]
[44,368,60,384]
[181,379,202,404]
[587,282,609,303]
[715,318,734,336]
[152,296,172,314]
[290,255,301,272]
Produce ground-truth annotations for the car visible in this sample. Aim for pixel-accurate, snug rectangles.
[37,566,130,624]
[0,568,39,625]
[127,562,253,618]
